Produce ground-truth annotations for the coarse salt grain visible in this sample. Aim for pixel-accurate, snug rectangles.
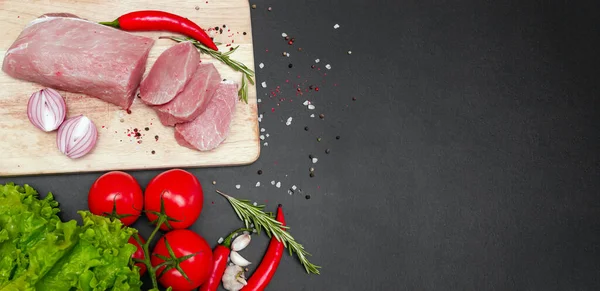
[292,185,297,190]
[264,142,269,146]
[286,52,290,57]
[217,237,224,244]
[253,202,258,206]
[255,182,261,187]
[261,81,267,88]
[315,59,320,63]
[260,128,265,132]
[281,32,287,37]
[271,180,276,185]
[312,158,318,163]
[260,135,265,140]
[334,24,340,29]
[286,117,293,126]
[303,100,310,106]
[276,182,281,188]
[258,98,262,103]
[325,64,331,70]
[310,114,315,118]
[348,51,352,55]
[308,104,315,110]
[288,189,294,195]
[259,63,264,69]
[266,133,270,137]
[236,184,241,189]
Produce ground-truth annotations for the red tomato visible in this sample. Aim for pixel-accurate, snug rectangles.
[88,171,143,226]
[151,229,213,291]
[144,169,203,230]
[128,235,147,276]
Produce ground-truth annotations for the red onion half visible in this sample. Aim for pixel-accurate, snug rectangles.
[57,115,98,159]
[27,88,67,132]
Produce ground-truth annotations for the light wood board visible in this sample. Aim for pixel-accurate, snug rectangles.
[0,0,259,176]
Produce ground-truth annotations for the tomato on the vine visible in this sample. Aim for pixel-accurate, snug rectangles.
[144,169,203,230]
[88,171,143,226]
[151,229,213,290]
[128,235,147,276]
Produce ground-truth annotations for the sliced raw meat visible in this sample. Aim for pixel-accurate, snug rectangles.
[139,42,200,105]
[175,81,239,151]
[154,63,221,126]
[2,15,154,109]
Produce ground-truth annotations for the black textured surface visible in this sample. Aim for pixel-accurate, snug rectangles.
[2,0,600,290]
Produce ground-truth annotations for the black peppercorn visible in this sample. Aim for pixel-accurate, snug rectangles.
[257,170,263,175]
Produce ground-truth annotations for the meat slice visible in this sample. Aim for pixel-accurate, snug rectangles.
[139,42,200,105]
[175,81,239,151]
[154,63,221,126]
[2,16,154,109]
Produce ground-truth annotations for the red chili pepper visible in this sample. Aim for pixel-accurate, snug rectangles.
[99,10,218,51]
[242,205,286,291]
[199,228,247,291]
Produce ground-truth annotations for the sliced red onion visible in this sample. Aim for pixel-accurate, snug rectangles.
[26,88,67,132]
[57,115,98,159]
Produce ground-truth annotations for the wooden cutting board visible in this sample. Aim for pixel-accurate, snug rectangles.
[0,0,259,176]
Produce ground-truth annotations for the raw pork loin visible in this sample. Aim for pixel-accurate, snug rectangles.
[139,42,200,105]
[2,15,154,109]
[154,63,221,126]
[175,81,238,151]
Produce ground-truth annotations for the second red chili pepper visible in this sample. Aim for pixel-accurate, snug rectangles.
[199,228,249,291]
[242,205,286,291]
[99,10,218,51]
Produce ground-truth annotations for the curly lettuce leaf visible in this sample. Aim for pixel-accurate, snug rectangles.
[0,183,142,291]
[0,183,80,290]
[35,211,142,291]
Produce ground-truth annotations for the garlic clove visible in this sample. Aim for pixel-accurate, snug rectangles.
[231,233,251,251]
[229,251,251,267]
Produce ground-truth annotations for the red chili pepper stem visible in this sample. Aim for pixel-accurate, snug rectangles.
[98,19,120,28]
[222,227,253,248]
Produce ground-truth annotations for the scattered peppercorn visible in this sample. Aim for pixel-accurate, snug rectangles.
[291,38,295,42]
[282,52,287,56]
[151,150,155,154]
[309,154,314,159]
[309,172,315,177]
[144,127,149,131]
[317,137,322,142]
[325,149,331,154]
[352,97,357,101]
[309,85,314,90]
[223,24,226,28]
[319,114,325,119]
[126,109,132,114]
[230,47,234,51]
[315,87,320,91]
[214,26,219,30]
[289,64,293,68]
[251,4,256,9]
[284,36,290,40]
[195,5,199,10]
[257,170,263,175]
[155,135,159,141]
[212,181,217,185]
[304,126,309,131]
[309,167,315,172]
[288,40,293,45]
[137,93,141,98]
[311,65,315,69]
[336,136,341,140]
[133,128,138,132]
[298,47,303,51]
[267,6,272,11]
[243,32,247,35]
[305,194,311,200]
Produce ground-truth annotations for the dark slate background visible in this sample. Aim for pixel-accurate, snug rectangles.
[2,0,600,290]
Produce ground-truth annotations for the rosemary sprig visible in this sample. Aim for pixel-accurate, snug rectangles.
[160,36,255,103]
[216,190,321,275]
